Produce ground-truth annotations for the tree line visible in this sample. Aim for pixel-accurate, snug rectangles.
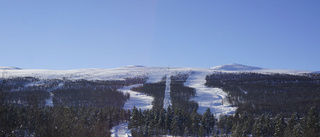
[129,106,215,136]
[128,105,319,137]
[2,77,146,108]
[205,72,320,117]
[131,79,166,109]
[0,76,146,136]
[170,74,198,113]
[221,107,319,137]
[0,105,130,137]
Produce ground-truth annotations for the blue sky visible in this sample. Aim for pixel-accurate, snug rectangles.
[1,0,319,70]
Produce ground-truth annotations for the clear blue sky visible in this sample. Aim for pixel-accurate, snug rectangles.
[1,0,320,71]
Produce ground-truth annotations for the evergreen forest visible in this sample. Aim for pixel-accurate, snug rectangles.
[1,72,320,136]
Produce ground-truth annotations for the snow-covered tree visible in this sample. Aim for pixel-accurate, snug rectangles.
[274,114,286,137]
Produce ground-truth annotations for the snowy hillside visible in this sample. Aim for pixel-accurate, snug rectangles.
[0,64,318,137]
[2,64,313,80]
[211,63,312,74]
[1,64,316,115]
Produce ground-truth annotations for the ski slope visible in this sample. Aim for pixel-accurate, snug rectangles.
[184,70,236,115]
[163,74,172,109]
[118,84,153,110]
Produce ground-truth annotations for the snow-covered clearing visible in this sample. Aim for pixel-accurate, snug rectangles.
[163,74,172,109]
[24,80,64,107]
[111,122,131,137]
[111,122,176,137]
[118,84,153,110]
[45,82,64,106]
[185,71,237,116]
[45,92,54,107]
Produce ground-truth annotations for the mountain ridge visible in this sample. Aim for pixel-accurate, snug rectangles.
[0,67,22,70]
[1,63,316,71]
[211,63,263,71]
[1,64,317,81]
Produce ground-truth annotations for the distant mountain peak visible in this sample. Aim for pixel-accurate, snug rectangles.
[0,67,22,70]
[211,63,262,71]
[124,65,146,68]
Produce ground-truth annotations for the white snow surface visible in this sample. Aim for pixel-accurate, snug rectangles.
[2,64,313,81]
[184,70,237,116]
[211,63,312,74]
[118,84,153,110]
[211,63,262,71]
[111,122,132,137]
[163,74,172,109]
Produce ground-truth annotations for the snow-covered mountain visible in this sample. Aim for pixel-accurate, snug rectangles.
[0,67,21,70]
[211,63,262,71]
[2,64,317,137]
[1,64,317,115]
[0,63,314,80]
[211,63,313,74]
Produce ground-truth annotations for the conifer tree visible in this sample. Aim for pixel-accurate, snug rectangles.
[274,114,286,137]
[285,112,299,136]
[198,124,205,137]
[202,108,213,135]
[265,114,274,136]
[143,110,150,136]
[171,115,181,136]
[138,108,143,129]
[184,126,189,136]
[128,106,138,129]
[171,108,183,136]
[258,114,266,136]
[157,108,166,134]
[165,106,172,134]
[241,121,251,136]
[191,110,200,136]
[240,111,254,135]
[148,109,156,135]
[253,119,263,137]
[305,107,319,136]
[293,123,303,137]
[231,123,242,137]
